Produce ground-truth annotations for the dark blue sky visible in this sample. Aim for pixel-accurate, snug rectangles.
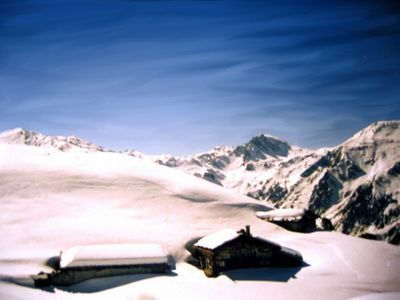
[1,0,399,154]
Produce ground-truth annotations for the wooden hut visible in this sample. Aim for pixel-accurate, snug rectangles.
[192,226,302,277]
[33,243,173,287]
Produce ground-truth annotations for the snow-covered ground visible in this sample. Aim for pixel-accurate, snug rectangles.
[0,142,399,299]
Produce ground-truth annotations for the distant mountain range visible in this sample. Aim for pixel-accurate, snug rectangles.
[1,121,399,244]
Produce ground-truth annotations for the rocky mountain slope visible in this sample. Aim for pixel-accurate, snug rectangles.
[152,121,400,244]
[1,121,399,244]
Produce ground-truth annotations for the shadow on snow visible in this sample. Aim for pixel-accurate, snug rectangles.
[222,261,310,283]
[0,271,177,294]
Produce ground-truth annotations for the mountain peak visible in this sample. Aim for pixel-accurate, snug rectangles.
[233,133,291,161]
[249,134,290,148]
[343,120,400,147]
[0,127,38,143]
[358,120,399,136]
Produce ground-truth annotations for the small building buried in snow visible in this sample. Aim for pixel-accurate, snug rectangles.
[192,226,303,277]
[34,243,173,287]
[256,208,334,233]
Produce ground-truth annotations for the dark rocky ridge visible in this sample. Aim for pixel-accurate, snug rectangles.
[234,134,291,162]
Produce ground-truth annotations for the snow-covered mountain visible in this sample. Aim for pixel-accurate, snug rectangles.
[153,134,308,188]
[153,121,400,244]
[1,122,399,245]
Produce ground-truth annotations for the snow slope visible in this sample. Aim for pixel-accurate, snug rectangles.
[0,141,399,299]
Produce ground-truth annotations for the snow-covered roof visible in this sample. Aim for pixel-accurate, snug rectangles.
[255,208,306,220]
[60,243,168,269]
[194,229,240,250]
[194,228,279,250]
[280,246,302,259]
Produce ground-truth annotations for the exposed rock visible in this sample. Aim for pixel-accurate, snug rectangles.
[265,183,288,203]
[300,155,331,178]
[338,183,397,237]
[245,163,256,171]
[308,172,342,215]
[388,161,400,176]
[332,154,365,181]
[234,134,291,162]
[202,169,224,186]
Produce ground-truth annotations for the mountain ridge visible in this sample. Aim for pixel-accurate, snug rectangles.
[0,128,106,152]
[153,120,400,244]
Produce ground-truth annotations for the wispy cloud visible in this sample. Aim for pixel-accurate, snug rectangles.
[0,0,399,154]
